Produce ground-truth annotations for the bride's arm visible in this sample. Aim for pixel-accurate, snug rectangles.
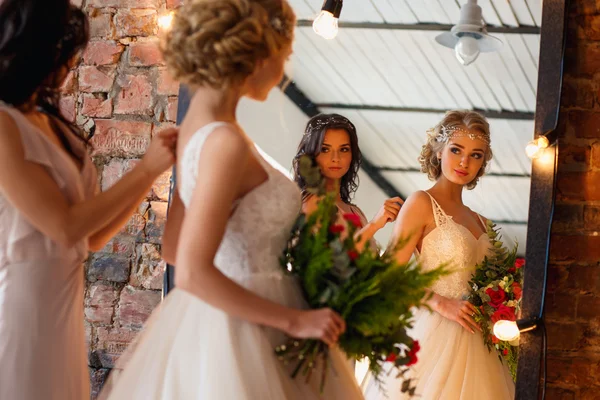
[389,191,480,333]
[161,191,184,265]
[175,127,344,346]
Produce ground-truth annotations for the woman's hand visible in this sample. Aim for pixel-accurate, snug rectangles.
[139,127,178,178]
[433,295,481,334]
[371,197,403,229]
[285,308,346,347]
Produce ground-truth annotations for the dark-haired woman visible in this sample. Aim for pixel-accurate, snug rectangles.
[294,113,402,252]
[0,2,176,399]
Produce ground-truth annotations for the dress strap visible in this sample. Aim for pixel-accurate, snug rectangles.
[476,213,487,231]
[423,191,448,227]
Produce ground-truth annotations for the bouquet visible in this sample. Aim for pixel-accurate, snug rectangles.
[276,156,447,395]
[467,220,524,380]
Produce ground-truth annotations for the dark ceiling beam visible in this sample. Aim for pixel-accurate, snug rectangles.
[280,77,404,200]
[316,103,535,121]
[296,20,541,34]
[376,166,531,178]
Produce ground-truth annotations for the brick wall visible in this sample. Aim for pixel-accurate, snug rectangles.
[545,1,600,398]
[64,1,181,397]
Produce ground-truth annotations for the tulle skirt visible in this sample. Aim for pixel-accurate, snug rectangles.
[100,274,363,400]
[363,308,515,400]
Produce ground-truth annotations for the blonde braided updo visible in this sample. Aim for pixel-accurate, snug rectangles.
[162,0,295,89]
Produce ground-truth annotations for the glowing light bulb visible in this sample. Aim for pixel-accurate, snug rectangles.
[493,320,520,342]
[525,136,550,160]
[312,10,338,40]
[158,12,174,32]
[455,36,480,66]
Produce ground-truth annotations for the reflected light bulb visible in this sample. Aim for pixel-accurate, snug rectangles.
[158,12,174,31]
[525,136,550,160]
[313,10,338,40]
[455,36,480,66]
[493,320,520,342]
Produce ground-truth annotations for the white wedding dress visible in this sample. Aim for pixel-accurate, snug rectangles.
[363,192,515,400]
[100,122,364,400]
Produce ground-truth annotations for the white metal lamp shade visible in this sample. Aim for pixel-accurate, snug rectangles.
[435,0,503,65]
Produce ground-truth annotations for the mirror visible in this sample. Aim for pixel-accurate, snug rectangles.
[236,0,551,397]
[167,0,565,397]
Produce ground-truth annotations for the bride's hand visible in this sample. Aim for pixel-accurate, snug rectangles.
[433,296,481,334]
[370,197,403,229]
[285,308,346,346]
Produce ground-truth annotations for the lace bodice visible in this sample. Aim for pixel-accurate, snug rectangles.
[417,192,491,299]
[178,122,302,284]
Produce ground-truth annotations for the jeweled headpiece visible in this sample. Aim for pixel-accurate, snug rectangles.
[432,124,490,145]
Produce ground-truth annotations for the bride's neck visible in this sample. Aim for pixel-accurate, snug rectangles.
[188,85,242,123]
[432,178,464,204]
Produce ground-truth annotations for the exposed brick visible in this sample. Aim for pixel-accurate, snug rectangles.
[577,295,600,320]
[565,42,600,77]
[79,66,116,93]
[590,142,600,168]
[130,243,166,290]
[584,205,600,231]
[82,40,124,66]
[567,110,600,139]
[81,94,112,118]
[145,201,168,244]
[546,322,586,352]
[91,119,151,157]
[85,282,118,324]
[157,68,179,96]
[167,0,183,9]
[87,253,130,283]
[87,0,159,7]
[151,169,172,201]
[116,285,161,329]
[60,70,77,93]
[99,234,136,256]
[557,171,600,202]
[551,235,600,262]
[547,265,569,293]
[552,204,585,233]
[546,292,577,321]
[128,40,163,66]
[101,158,141,191]
[561,76,595,109]
[115,9,157,38]
[165,97,178,122]
[565,265,600,294]
[59,95,76,123]
[89,368,110,399]
[114,74,154,115]
[88,11,113,38]
[558,144,591,172]
[545,385,576,400]
[94,326,138,368]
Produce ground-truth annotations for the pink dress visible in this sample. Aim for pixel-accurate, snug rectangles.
[0,103,98,400]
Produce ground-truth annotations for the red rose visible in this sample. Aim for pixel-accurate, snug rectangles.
[385,352,397,363]
[491,305,516,324]
[502,348,509,356]
[515,258,525,269]
[492,335,500,344]
[329,224,345,234]
[347,250,359,261]
[411,340,421,353]
[405,340,420,366]
[343,213,362,228]
[511,282,522,300]
[486,287,507,309]
[508,267,516,274]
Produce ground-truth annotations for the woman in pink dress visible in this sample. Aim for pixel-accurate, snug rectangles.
[0,1,176,399]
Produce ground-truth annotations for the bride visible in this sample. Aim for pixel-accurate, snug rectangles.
[364,110,515,400]
[99,0,363,399]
